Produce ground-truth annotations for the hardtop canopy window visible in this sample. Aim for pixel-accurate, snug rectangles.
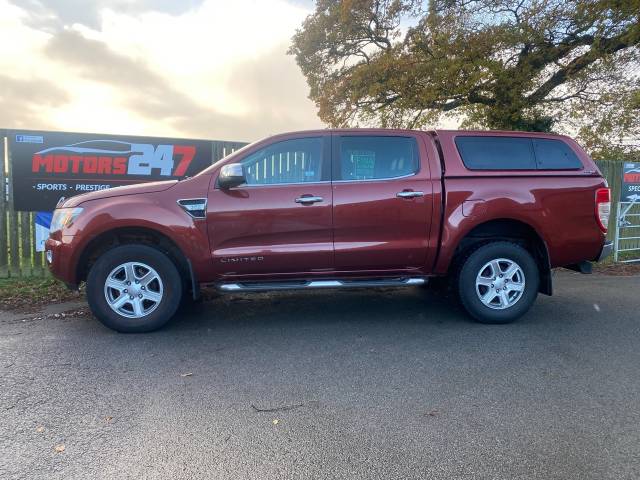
[455,136,536,170]
[532,138,582,170]
[338,136,419,181]
[455,136,583,171]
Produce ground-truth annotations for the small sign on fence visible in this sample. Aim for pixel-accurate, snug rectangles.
[621,162,640,202]
[34,212,52,253]
[614,162,640,263]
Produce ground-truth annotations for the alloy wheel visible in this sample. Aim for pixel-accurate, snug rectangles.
[475,258,525,310]
[104,262,164,318]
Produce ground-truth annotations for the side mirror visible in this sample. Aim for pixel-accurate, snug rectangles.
[218,163,246,189]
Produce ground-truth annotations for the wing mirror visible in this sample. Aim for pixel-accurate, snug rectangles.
[218,163,246,189]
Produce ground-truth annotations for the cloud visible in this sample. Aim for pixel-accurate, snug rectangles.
[8,0,205,29]
[45,29,166,92]
[0,0,324,142]
[42,29,321,141]
[226,43,322,128]
[0,75,69,129]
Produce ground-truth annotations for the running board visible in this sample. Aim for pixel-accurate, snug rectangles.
[217,277,427,292]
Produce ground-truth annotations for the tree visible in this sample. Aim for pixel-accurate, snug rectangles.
[290,0,640,153]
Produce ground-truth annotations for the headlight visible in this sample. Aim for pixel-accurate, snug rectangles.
[50,208,84,232]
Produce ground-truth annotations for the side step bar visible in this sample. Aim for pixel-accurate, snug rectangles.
[218,277,426,292]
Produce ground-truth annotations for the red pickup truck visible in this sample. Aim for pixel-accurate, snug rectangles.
[45,129,612,332]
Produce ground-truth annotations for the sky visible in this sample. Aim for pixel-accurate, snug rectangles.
[0,0,323,143]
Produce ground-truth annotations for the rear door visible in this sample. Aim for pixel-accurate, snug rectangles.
[331,132,434,271]
[207,134,333,277]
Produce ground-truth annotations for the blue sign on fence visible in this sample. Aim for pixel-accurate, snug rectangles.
[622,162,640,202]
[34,212,52,252]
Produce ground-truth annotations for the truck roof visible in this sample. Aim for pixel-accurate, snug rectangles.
[434,129,571,139]
[262,128,572,141]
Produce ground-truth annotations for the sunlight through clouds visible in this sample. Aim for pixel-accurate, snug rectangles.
[0,0,324,141]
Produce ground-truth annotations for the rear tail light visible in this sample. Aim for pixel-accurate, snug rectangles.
[595,188,610,233]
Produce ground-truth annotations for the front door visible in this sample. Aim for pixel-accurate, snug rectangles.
[331,133,433,271]
[207,135,333,277]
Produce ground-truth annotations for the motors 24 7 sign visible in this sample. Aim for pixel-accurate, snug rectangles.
[9,130,212,211]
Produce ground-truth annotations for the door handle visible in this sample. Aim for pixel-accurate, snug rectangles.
[295,196,324,204]
[396,191,424,198]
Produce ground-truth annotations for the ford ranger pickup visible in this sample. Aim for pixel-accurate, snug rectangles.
[45,129,612,332]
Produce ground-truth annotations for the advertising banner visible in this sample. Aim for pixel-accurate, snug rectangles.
[8,130,213,211]
[622,162,640,202]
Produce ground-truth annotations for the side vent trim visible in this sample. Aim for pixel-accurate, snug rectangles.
[177,198,207,219]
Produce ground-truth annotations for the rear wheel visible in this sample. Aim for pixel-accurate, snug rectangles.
[86,245,183,332]
[457,241,539,324]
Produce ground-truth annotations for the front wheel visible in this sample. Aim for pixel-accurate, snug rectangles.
[457,242,539,324]
[86,245,183,333]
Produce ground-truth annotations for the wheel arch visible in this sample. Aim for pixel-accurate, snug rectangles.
[448,218,552,295]
[76,226,196,296]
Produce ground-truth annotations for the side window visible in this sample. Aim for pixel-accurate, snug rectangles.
[532,139,582,170]
[241,137,325,185]
[455,136,536,170]
[338,136,419,181]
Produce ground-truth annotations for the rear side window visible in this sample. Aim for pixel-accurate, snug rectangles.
[532,139,582,170]
[455,136,583,171]
[338,136,419,181]
[455,136,536,170]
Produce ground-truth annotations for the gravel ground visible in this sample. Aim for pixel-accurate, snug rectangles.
[1,271,639,480]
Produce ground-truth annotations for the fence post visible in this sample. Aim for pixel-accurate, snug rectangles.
[614,201,620,262]
[0,134,7,277]
[6,137,19,277]
[20,211,32,276]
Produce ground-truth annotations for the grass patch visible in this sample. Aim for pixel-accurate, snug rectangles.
[0,278,83,311]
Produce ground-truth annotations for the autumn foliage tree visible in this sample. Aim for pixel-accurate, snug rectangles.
[290,0,640,155]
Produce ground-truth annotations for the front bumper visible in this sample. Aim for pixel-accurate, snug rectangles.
[596,241,613,262]
[45,236,79,286]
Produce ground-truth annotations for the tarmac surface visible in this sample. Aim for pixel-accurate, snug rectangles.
[1,271,639,479]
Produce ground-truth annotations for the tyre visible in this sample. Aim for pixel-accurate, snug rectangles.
[457,241,539,324]
[86,245,183,333]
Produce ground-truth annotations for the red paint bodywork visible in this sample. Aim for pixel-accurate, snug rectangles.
[46,129,607,288]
